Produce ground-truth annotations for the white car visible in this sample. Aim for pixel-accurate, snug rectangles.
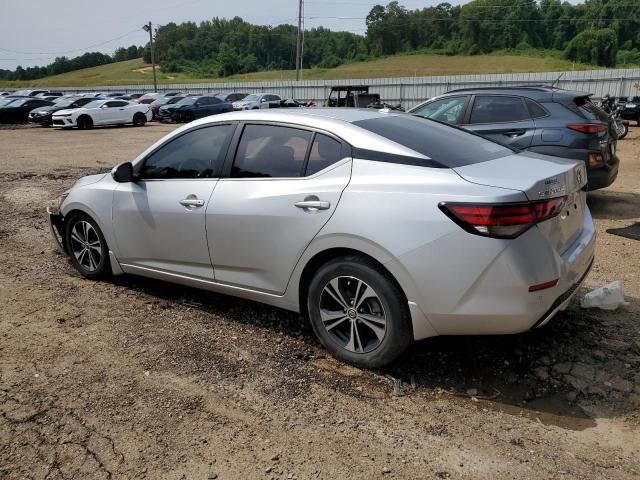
[232,93,281,110]
[52,99,152,129]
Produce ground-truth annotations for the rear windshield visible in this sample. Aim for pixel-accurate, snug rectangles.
[575,97,608,122]
[353,114,513,168]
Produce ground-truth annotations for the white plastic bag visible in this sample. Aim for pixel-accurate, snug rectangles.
[581,281,629,310]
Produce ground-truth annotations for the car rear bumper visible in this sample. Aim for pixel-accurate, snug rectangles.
[402,207,596,339]
[587,154,619,190]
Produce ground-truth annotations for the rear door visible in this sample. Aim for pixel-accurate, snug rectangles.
[462,95,535,149]
[206,123,351,293]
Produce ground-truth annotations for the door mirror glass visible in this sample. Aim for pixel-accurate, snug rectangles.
[112,162,134,183]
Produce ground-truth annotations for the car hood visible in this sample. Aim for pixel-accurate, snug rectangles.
[31,105,62,114]
[54,108,81,116]
[72,173,108,189]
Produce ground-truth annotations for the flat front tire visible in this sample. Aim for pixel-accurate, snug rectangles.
[307,256,412,368]
[64,212,111,279]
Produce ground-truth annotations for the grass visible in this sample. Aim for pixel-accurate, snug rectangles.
[0,52,615,88]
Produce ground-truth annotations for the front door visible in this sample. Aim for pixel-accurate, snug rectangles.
[207,123,351,293]
[462,95,535,150]
[112,123,235,279]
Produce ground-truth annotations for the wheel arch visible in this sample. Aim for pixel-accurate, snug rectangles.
[290,237,437,340]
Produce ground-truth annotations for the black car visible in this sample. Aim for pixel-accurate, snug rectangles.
[156,95,233,123]
[0,98,54,123]
[620,96,640,125]
[29,97,98,126]
[410,86,619,191]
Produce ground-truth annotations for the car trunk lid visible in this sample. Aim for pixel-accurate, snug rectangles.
[452,151,588,253]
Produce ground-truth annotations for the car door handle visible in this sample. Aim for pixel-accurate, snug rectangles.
[179,198,205,207]
[295,200,330,210]
[503,129,526,137]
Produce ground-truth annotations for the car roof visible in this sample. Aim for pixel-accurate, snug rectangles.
[135,108,427,164]
[438,86,592,102]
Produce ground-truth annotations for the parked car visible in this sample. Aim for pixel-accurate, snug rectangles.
[620,96,640,125]
[156,95,232,122]
[12,89,49,97]
[29,96,99,127]
[410,86,619,191]
[137,93,161,103]
[127,93,145,100]
[150,95,186,119]
[36,91,63,98]
[47,109,594,368]
[0,97,54,123]
[232,93,281,110]
[51,99,151,129]
[0,91,15,96]
[217,92,248,103]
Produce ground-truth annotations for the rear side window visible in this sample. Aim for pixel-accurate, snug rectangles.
[525,98,548,118]
[140,124,234,179]
[469,96,529,123]
[306,134,343,176]
[412,96,467,125]
[353,115,512,168]
[232,124,312,178]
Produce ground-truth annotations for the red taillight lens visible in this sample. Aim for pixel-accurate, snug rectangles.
[439,197,566,239]
[566,123,607,134]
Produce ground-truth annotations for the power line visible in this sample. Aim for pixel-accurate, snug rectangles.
[0,28,143,56]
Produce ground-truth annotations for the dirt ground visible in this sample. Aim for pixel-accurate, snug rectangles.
[1,122,639,480]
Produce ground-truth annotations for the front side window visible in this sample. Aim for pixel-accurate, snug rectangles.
[306,134,343,176]
[412,96,467,124]
[469,96,529,124]
[232,124,312,178]
[140,124,234,179]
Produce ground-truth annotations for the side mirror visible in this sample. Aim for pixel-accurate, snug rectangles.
[260,98,267,103]
[112,162,134,183]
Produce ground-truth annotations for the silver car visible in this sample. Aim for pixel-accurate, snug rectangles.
[48,109,595,368]
[232,93,281,110]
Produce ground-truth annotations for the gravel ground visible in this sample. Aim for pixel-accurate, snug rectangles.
[1,122,639,479]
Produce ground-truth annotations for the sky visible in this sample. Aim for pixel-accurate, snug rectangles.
[0,0,463,70]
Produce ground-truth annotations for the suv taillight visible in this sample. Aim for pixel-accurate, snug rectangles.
[439,197,566,239]
[566,123,607,134]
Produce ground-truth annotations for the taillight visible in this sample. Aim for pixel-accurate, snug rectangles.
[566,123,607,134]
[439,197,566,239]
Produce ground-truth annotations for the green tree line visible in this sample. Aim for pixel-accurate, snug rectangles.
[0,45,142,81]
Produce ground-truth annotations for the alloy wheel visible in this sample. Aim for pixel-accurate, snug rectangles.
[319,276,387,354]
[70,220,103,272]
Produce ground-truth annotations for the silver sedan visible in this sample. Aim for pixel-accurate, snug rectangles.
[48,109,595,368]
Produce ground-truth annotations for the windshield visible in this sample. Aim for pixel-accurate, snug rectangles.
[82,100,104,109]
[13,90,31,96]
[6,98,29,107]
[167,96,184,104]
[243,94,260,102]
[353,114,513,168]
[53,98,77,107]
[176,97,196,105]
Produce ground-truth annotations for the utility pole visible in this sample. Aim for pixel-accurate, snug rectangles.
[295,0,303,81]
[142,21,158,92]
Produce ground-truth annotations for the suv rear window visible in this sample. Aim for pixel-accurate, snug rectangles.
[575,97,609,122]
[353,115,513,168]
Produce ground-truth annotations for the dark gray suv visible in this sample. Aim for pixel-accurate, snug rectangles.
[409,86,619,190]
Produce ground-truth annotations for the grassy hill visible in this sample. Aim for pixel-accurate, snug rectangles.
[0,53,603,88]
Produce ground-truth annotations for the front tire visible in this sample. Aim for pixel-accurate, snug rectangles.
[183,110,195,123]
[64,213,111,279]
[307,256,412,368]
[77,115,93,130]
[133,112,147,126]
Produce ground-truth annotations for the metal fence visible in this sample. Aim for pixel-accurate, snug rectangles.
[57,68,640,110]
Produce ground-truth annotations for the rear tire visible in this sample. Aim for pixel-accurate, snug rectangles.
[133,112,146,126]
[307,256,413,369]
[64,212,111,280]
[77,115,93,130]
